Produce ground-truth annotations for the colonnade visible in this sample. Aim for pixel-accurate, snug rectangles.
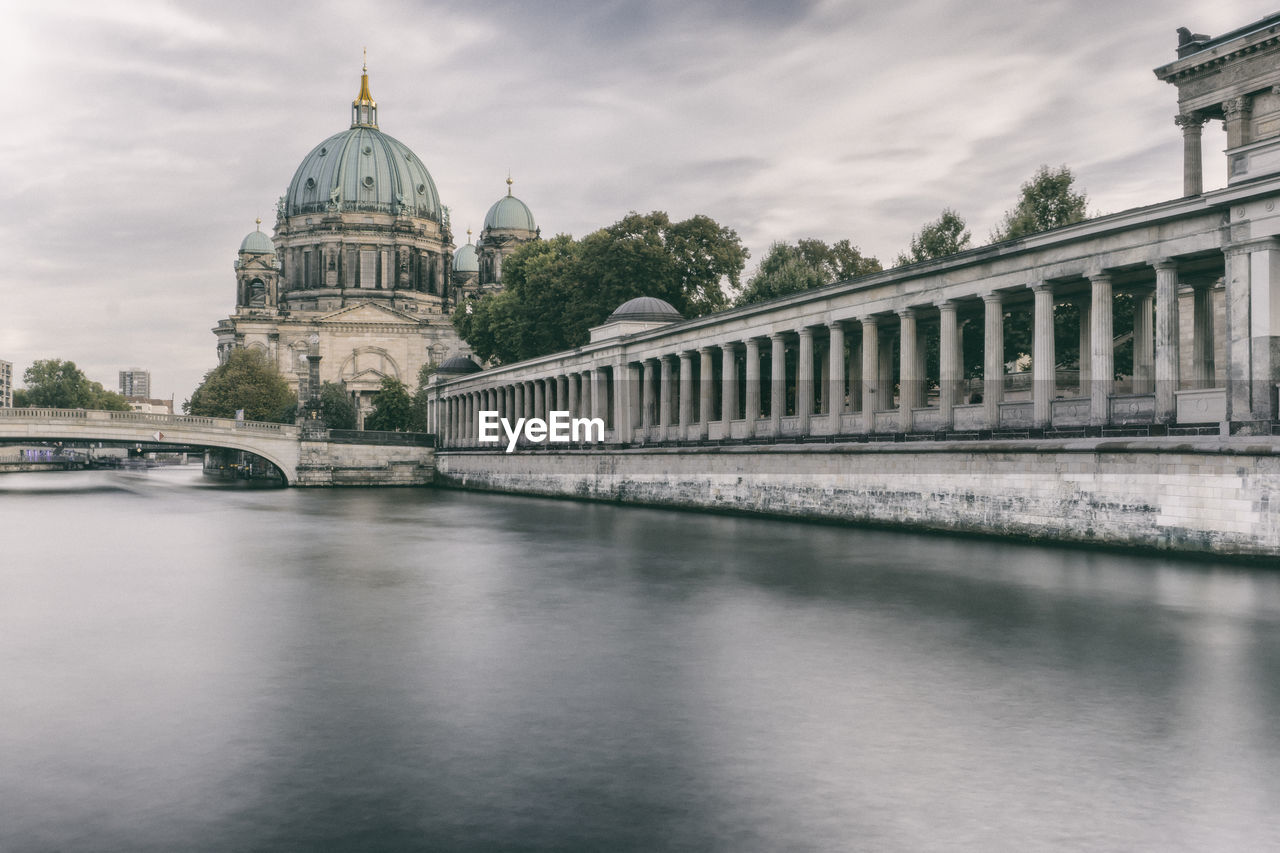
[433,255,1228,447]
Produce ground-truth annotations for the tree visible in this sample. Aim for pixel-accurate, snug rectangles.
[184,348,296,423]
[21,359,131,410]
[454,211,748,364]
[735,238,881,306]
[991,165,1089,241]
[896,209,971,266]
[364,377,413,431]
[316,382,357,430]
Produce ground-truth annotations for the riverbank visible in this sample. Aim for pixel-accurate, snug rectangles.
[435,437,1280,559]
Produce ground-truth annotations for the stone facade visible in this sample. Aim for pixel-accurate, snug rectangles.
[214,66,540,424]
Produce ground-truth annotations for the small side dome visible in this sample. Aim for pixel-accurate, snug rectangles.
[453,242,478,272]
[239,220,275,254]
[438,355,482,374]
[483,177,536,232]
[608,296,683,323]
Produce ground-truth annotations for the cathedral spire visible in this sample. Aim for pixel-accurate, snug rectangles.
[506,172,513,197]
[352,49,378,129]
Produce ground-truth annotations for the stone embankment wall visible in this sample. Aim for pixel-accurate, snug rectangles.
[295,439,434,486]
[435,439,1280,558]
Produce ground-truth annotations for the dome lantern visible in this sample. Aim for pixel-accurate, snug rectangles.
[351,50,378,129]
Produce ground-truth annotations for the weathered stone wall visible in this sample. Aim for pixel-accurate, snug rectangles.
[295,439,434,486]
[435,439,1280,557]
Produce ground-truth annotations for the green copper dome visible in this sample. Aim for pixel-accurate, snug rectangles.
[453,242,479,272]
[239,225,275,254]
[283,70,441,220]
[483,178,536,232]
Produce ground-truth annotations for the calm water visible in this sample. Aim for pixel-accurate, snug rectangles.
[2,466,1279,852]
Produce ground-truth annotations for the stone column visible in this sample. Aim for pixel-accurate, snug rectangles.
[983,293,1004,429]
[721,344,737,426]
[659,356,673,441]
[1032,282,1056,428]
[591,369,607,425]
[1133,286,1155,395]
[770,333,786,435]
[1223,96,1253,149]
[797,327,814,433]
[533,379,545,421]
[938,300,959,429]
[566,374,578,420]
[525,381,536,421]
[1077,291,1091,397]
[557,376,568,416]
[1090,273,1114,426]
[828,321,846,428]
[1191,283,1216,388]
[744,339,761,437]
[617,363,636,443]
[1154,259,1181,423]
[1174,112,1207,197]
[698,347,714,440]
[679,352,693,440]
[877,330,895,414]
[579,375,591,425]
[898,309,918,431]
[641,360,655,434]
[861,317,879,431]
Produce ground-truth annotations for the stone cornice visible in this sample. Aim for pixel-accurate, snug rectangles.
[1154,15,1280,82]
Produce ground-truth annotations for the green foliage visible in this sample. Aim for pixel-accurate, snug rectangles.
[454,211,748,364]
[991,165,1089,242]
[316,382,357,430]
[896,209,971,266]
[21,358,131,410]
[184,349,296,423]
[735,238,882,307]
[364,377,413,432]
[13,388,28,407]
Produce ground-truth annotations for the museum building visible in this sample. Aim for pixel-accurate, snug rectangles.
[213,63,538,425]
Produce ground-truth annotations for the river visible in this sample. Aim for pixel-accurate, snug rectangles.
[1,465,1278,852]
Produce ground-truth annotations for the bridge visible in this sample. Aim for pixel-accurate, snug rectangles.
[0,409,435,486]
[0,408,303,482]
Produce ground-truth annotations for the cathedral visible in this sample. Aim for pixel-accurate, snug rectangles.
[214,63,538,424]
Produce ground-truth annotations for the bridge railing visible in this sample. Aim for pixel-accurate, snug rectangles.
[0,407,298,436]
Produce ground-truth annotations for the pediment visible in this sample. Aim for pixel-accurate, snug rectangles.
[314,302,418,325]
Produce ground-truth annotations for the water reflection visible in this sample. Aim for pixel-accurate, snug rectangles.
[1,467,1278,851]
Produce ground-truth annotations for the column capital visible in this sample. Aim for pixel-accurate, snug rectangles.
[797,326,814,339]
[1223,96,1253,119]
[1174,111,1208,130]
[1151,257,1178,272]
[698,345,715,355]
[769,331,786,342]
[981,291,1004,306]
[860,315,879,329]
[896,307,917,320]
[1028,281,1054,295]
[827,318,847,331]
[1087,271,1112,284]
[935,299,958,313]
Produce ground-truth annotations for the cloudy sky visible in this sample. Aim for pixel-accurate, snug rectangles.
[0,0,1264,402]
